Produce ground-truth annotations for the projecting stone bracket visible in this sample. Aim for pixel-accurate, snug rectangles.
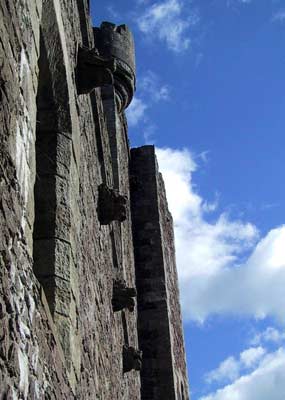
[123,345,143,373]
[112,280,137,312]
[97,183,127,225]
[76,46,116,94]
[93,22,136,110]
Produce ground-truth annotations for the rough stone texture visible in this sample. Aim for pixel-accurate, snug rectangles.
[94,22,136,111]
[131,146,190,400]
[0,1,189,399]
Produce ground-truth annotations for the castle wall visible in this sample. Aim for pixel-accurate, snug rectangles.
[0,1,140,398]
[0,1,189,399]
[130,146,189,400]
[0,0,76,397]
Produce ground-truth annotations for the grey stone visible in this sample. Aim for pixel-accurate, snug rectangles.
[94,22,136,111]
[97,183,127,225]
[76,46,116,94]
[0,1,189,399]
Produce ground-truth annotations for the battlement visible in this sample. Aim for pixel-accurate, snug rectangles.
[94,22,135,69]
[100,22,130,34]
[94,21,136,111]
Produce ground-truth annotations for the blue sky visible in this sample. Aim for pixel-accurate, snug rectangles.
[91,1,285,398]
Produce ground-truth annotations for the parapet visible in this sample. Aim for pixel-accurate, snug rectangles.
[93,22,136,111]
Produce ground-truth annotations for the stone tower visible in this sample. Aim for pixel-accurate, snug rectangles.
[0,1,189,399]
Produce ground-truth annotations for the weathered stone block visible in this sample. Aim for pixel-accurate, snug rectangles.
[33,238,71,282]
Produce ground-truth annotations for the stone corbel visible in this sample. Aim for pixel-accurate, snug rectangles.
[76,47,116,94]
[97,183,127,225]
[112,280,137,312]
[123,345,143,373]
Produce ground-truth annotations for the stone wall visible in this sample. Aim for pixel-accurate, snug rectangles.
[0,0,77,397]
[0,1,189,399]
[130,146,189,400]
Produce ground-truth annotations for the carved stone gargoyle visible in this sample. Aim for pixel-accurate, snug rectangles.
[123,345,143,373]
[97,183,127,225]
[112,280,137,312]
[76,47,116,94]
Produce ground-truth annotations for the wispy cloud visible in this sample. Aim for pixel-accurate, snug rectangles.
[200,348,285,400]
[202,326,285,399]
[106,5,121,19]
[227,0,252,6]
[240,346,266,368]
[140,70,170,102]
[272,9,285,23]
[198,150,210,163]
[206,356,240,384]
[136,0,199,52]
[142,123,157,143]
[156,147,285,323]
[251,327,285,346]
[205,346,266,384]
[136,0,151,4]
[126,97,148,127]
[260,202,279,211]
[126,71,170,142]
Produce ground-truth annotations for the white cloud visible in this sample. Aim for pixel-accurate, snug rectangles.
[206,357,240,384]
[200,348,285,400]
[127,71,170,140]
[205,346,266,385]
[106,5,120,19]
[142,123,157,143]
[252,327,285,346]
[136,0,198,52]
[126,97,148,127]
[156,147,285,323]
[240,347,266,368]
[140,71,170,102]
